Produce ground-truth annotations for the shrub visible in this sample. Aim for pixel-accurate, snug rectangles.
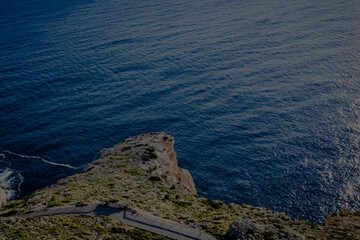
[125,169,141,176]
[121,146,132,152]
[149,176,162,181]
[204,199,223,210]
[174,201,192,208]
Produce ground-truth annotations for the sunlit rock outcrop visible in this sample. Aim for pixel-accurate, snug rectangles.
[0,186,7,208]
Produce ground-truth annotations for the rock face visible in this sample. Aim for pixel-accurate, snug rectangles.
[0,186,7,207]
[227,218,305,240]
[325,210,360,239]
[115,132,197,194]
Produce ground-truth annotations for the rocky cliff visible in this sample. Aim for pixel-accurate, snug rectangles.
[0,186,7,208]
[0,132,359,239]
[111,133,197,194]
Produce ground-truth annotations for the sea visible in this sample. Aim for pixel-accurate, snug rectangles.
[1,0,360,224]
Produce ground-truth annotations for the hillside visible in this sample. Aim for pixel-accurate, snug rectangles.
[0,132,359,239]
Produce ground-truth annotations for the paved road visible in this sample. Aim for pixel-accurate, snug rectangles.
[19,203,216,240]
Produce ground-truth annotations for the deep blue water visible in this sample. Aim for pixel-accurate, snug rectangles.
[1,0,360,224]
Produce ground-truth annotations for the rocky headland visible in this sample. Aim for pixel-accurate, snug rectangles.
[0,132,359,239]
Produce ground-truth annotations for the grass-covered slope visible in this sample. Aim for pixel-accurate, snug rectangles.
[0,214,170,240]
[0,132,359,239]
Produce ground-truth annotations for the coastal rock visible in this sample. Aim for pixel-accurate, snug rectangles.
[2,132,360,239]
[324,210,360,239]
[227,218,305,240]
[326,212,337,226]
[110,132,197,194]
[0,186,7,207]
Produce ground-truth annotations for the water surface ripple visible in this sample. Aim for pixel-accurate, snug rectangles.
[1,0,360,223]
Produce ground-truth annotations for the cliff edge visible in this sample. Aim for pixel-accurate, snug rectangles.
[106,132,197,194]
[0,133,359,239]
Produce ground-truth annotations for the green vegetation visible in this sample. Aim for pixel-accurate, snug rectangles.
[121,146,132,152]
[174,201,192,208]
[142,146,157,161]
[203,199,224,210]
[149,176,162,181]
[0,215,170,240]
[1,133,359,239]
[125,168,141,175]
[3,147,318,238]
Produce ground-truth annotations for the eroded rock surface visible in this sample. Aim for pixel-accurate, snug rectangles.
[102,132,197,194]
[0,186,7,207]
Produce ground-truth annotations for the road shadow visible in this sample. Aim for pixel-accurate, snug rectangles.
[93,204,123,216]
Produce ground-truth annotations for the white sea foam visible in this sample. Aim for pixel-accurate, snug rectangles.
[0,168,20,200]
[3,151,76,169]
[17,173,24,192]
[0,168,12,184]
[0,151,79,200]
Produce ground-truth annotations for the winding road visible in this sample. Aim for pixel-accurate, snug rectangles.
[18,202,216,240]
